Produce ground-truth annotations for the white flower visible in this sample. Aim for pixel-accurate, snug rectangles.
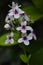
[8,2,22,12]
[8,2,16,9]
[8,8,24,19]
[24,14,30,22]
[5,32,14,44]
[16,21,33,33]
[18,32,36,45]
[18,35,32,45]
[8,2,24,19]
[8,2,21,9]
[4,24,10,30]
[20,13,30,22]
[5,15,14,23]
[20,21,27,25]
[28,32,37,40]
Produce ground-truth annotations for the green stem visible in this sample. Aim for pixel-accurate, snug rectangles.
[19,44,26,55]
[19,44,30,65]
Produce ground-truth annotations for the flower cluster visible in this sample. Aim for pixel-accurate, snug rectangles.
[4,2,36,45]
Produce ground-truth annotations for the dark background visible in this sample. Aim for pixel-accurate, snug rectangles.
[0,0,43,65]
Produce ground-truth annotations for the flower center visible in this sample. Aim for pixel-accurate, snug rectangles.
[14,9,18,14]
[8,18,10,20]
[9,36,12,40]
[21,13,25,16]
[22,25,26,29]
[23,36,27,40]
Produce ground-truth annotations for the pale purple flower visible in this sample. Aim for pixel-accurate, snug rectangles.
[5,32,14,44]
[28,32,37,40]
[20,13,30,22]
[8,8,24,19]
[18,32,36,45]
[8,2,24,19]
[16,21,33,33]
[18,34,32,45]
[8,2,16,9]
[8,2,21,10]
[5,15,14,23]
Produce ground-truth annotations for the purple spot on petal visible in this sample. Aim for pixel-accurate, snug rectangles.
[9,36,12,40]
[21,13,25,16]
[22,25,26,29]
[14,9,18,14]
[8,18,10,20]
[23,36,27,40]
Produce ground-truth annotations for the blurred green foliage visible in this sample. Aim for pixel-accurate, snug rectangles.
[32,0,43,13]
[23,6,43,22]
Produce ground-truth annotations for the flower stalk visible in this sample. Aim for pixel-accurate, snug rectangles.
[4,2,36,45]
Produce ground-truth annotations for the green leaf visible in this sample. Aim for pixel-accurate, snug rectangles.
[23,5,43,22]
[0,31,21,46]
[20,54,31,63]
[20,54,28,63]
[30,48,43,65]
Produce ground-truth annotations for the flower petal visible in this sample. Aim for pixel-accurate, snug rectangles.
[5,15,14,23]
[24,14,30,21]
[5,40,9,44]
[21,29,26,33]
[26,26,33,32]
[8,12,14,16]
[12,2,15,8]
[14,14,20,19]
[10,32,14,37]
[24,40,30,45]
[27,33,33,40]
[21,21,27,26]
[5,16,11,23]
[9,9,14,12]
[28,33,37,40]
[4,24,10,30]
[16,27,21,31]
[33,33,37,40]
[10,39,14,44]
[18,38,23,43]
[18,9,24,14]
